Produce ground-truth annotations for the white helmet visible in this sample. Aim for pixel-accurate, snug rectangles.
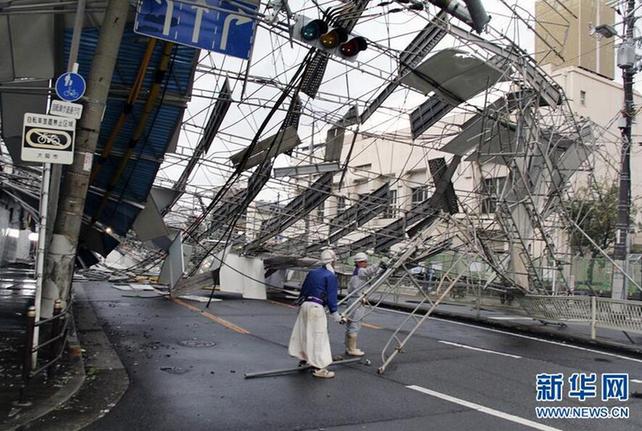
[320,249,337,264]
[353,252,368,263]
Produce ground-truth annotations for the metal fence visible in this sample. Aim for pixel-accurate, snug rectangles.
[518,295,642,339]
[19,299,71,403]
[423,252,642,299]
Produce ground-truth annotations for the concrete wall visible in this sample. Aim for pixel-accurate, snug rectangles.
[535,0,615,80]
[545,65,642,236]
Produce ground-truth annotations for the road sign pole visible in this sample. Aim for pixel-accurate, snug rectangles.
[45,0,86,264]
[67,0,86,71]
[31,162,51,367]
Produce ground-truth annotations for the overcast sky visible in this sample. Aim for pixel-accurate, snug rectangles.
[158,0,628,209]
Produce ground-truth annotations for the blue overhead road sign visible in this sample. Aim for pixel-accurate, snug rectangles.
[134,0,258,60]
[55,72,86,102]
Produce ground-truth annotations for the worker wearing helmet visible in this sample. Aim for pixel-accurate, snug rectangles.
[345,252,387,356]
[288,249,341,378]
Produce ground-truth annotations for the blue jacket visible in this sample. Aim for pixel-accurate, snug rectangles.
[299,267,339,313]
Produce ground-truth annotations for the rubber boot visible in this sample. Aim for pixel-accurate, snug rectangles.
[345,333,365,357]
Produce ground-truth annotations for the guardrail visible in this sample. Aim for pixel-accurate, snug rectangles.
[19,299,71,403]
[518,295,642,339]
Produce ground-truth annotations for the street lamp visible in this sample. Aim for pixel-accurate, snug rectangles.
[590,23,618,39]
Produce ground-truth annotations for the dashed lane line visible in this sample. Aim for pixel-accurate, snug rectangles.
[267,299,297,309]
[438,340,522,359]
[407,385,562,431]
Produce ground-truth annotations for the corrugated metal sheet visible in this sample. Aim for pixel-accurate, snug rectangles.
[67,26,197,257]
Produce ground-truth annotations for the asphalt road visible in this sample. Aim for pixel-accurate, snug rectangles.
[80,282,642,431]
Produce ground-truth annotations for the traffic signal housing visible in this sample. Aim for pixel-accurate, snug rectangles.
[301,19,328,41]
[293,15,368,61]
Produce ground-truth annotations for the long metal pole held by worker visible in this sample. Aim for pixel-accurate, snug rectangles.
[41,0,130,317]
[612,0,636,301]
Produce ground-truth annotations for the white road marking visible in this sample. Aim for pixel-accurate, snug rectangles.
[377,307,642,364]
[488,316,533,320]
[407,385,562,431]
[631,379,642,384]
[439,340,522,359]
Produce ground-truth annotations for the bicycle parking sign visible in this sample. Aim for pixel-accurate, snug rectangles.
[21,113,76,164]
[55,72,86,102]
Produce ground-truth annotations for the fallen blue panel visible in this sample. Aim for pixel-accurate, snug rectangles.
[64,26,197,259]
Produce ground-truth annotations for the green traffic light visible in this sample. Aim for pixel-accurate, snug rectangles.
[301,20,328,41]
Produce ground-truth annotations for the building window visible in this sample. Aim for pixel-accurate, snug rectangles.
[481,177,506,214]
[382,189,398,218]
[411,186,428,208]
[336,196,346,214]
[580,90,586,106]
[317,202,325,222]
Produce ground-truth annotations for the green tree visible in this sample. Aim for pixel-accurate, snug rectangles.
[565,181,635,290]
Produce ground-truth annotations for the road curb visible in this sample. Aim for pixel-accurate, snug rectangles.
[21,283,130,431]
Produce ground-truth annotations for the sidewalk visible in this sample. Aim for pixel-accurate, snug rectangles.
[23,283,129,431]
[0,264,84,431]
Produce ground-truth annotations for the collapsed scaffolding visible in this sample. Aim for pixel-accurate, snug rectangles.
[66,2,642,371]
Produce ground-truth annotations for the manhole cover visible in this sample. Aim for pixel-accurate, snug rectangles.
[178,340,216,348]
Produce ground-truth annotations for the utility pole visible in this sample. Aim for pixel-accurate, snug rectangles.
[32,0,87,365]
[612,0,637,300]
[41,0,130,317]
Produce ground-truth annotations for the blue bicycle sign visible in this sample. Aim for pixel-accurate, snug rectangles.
[55,72,86,102]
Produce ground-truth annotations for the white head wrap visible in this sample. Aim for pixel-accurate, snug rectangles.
[320,249,336,273]
[353,252,368,263]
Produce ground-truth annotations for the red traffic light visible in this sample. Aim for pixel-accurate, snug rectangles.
[340,37,367,58]
[320,28,348,49]
[301,19,328,41]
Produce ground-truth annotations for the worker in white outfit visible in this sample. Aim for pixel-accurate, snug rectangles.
[345,252,386,356]
[288,249,341,379]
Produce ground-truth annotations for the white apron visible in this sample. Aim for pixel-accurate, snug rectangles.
[288,301,332,369]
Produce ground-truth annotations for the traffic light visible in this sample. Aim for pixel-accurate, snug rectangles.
[301,19,327,41]
[340,37,367,58]
[293,15,368,61]
[320,28,348,49]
